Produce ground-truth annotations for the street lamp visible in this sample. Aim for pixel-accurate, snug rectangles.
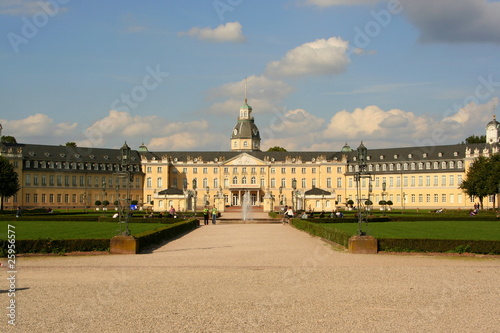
[118,142,131,236]
[279,186,283,206]
[292,178,297,211]
[355,141,371,236]
[382,180,387,215]
[206,186,210,206]
[192,179,197,215]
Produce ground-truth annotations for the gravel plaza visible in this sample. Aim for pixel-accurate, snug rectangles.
[3,223,499,332]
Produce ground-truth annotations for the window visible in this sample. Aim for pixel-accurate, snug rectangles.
[65,176,70,186]
[302,168,306,174]
[337,167,342,173]
[147,166,152,173]
[326,178,332,188]
[270,178,276,188]
[42,194,46,203]
[147,195,152,204]
[457,175,462,185]
[157,167,162,173]
[25,175,31,186]
[214,168,219,174]
[348,178,353,188]
[57,175,62,186]
[33,175,38,186]
[260,178,265,187]
[224,178,229,188]
[281,167,286,174]
[302,178,306,188]
[389,177,394,187]
[450,194,454,203]
[411,176,415,187]
[251,176,256,185]
[411,194,415,203]
[418,176,423,186]
[449,175,454,186]
[242,167,247,174]
[251,167,256,174]
[434,176,438,186]
[312,168,316,174]
[337,195,342,203]
[441,175,446,186]
[260,167,265,174]
[64,194,69,203]
[147,177,152,188]
[403,176,408,187]
[203,178,208,188]
[434,194,439,203]
[242,176,247,185]
[337,177,342,188]
[183,168,188,174]
[25,193,30,203]
[157,177,163,188]
[458,193,463,203]
[213,178,219,188]
[193,168,198,174]
[426,194,431,203]
[49,194,54,203]
[281,178,286,187]
[442,194,446,202]
[441,161,447,169]
[449,161,455,169]
[418,194,423,203]
[457,161,463,168]
[312,178,317,188]
[72,176,77,186]
[426,176,430,186]
[42,175,47,186]
[203,168,208,174]
[271,168,276,174]
[326,167,332,173]
[232,176,238,185]
[291,167,296,174]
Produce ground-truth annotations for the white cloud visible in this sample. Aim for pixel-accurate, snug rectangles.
[206,75,294,115]
[402,0,500,44]
[178,21,245,43]
[0,113,77,140]
[304,0,380,8]
[265,37,350,78]
[0,0,68,16]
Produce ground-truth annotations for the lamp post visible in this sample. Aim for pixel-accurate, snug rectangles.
[118,142,131,236]
[206,186,210,206]
[279,186,283,207]
[102,180,107,215]
[292,178,297,211]
[382,180,387,215]
[192,179,197,215]
[355,141,371,236]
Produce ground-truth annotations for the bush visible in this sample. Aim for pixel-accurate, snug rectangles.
[292,219,351,247]
[378,238,500,254]
[0,238,109,255]
[95,200,102,206]
[135,219,198,252]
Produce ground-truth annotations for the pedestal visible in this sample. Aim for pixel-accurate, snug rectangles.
[110,235,138,254]
[348,235,378,254]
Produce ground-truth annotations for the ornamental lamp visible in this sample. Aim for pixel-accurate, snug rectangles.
[120,142,131,168]
[357,141,367,168]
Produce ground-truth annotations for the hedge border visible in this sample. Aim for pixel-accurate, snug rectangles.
[378,238,500,254]
[291,219,351,247]
[134,219,199,252]
[1,238,109,255]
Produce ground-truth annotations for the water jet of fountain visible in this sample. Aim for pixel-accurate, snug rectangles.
[242,191,252,221]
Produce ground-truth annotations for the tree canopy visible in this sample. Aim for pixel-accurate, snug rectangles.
[459,154,500,209]
[65,142,77,147]
[1,135,17,144]
[267,146,287,152]
[461,135,486,144]
[0,156,20,210]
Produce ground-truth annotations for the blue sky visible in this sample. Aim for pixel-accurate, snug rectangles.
[1,0,499,151]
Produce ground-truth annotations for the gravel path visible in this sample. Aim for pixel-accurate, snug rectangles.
[3,224,499,332]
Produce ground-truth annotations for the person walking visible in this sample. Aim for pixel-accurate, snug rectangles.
[203,206,209,225]
[211,206,218,224]
[284,206,294,224]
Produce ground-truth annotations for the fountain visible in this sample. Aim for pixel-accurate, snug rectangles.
[242,191,252,221]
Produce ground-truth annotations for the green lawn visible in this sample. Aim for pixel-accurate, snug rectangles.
[0,221,166,240]
[318,221,500,241]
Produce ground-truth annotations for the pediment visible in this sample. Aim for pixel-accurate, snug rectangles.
[223,153,266,166]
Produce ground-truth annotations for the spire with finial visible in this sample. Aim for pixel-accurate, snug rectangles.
[244,77,247,104]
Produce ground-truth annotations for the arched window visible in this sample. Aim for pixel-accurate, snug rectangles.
[251,176,256,185]
[157,177,162,188]
[147,177,152,188]
[242,176,247,185]
[232,176,238,185]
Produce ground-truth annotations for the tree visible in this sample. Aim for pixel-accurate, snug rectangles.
[0,156,20,210]
[65,142,77,147]
[1,136,17,144]
[102,200,110,207]
[267,146,287,152]
[461,135,486,144]
[94,200,102,206]
[460,154,500,209]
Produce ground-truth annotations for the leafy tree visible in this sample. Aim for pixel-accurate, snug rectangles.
[102,200,110,206]
[267,146,287,152]
[461,135,486,144]
[94,200,102,206]
[65,142,77,147]
[0,156,20,210]
[1,136,17,144]
[460,154,500,209]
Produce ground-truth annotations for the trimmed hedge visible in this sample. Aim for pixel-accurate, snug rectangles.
[135,219,199,252]
[0,238,109,255]
[378,238,500,254]
[291,219,351,247]
[303,217,391,223]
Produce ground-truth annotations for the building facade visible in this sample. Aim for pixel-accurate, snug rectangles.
[1,100,499,212]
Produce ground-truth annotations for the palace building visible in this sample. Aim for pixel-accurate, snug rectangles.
[1,100,499,213]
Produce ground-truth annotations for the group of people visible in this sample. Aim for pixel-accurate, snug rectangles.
[203,205,218,225]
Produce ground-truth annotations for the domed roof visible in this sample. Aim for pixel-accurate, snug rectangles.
[137,143,148,152]
[240,100,252,111]
[486,115,500,128]
[231,120,260,139]
[341,143,353,152]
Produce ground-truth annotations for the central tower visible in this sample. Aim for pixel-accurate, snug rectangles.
[230,81,261,151]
